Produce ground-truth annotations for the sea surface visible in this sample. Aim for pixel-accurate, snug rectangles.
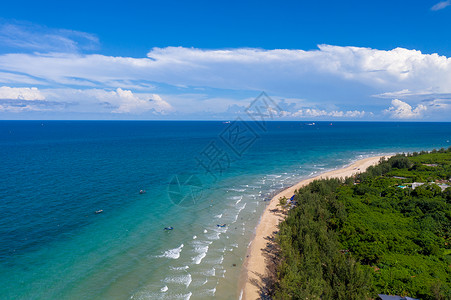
[1,121,450,300]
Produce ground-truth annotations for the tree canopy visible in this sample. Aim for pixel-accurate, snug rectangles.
[273,148,451,299]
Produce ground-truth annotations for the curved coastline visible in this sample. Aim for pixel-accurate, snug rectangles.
[239,155,392,300]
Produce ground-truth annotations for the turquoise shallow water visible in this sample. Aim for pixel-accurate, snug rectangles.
[1,121,451,299]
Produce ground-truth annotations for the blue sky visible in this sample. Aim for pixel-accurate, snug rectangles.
[1,0,451,120]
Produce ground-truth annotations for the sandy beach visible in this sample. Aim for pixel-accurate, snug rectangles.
[240,155,391,300]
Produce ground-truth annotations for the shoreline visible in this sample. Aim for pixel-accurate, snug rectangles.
[239,155,391,300]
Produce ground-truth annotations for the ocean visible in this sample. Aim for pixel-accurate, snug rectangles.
[0,121,450,299]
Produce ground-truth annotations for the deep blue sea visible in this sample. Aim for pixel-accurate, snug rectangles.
[1,121,450,299]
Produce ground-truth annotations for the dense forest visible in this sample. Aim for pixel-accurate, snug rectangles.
[273,148,451,299]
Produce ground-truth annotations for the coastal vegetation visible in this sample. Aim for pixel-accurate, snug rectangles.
[273,148,451,299]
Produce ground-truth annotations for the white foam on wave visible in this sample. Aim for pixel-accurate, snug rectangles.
[191,240,212,265]
[247,184,262,189]
[229,188,246,192]
[206,231,221,240]
[267,174,282,178]
[158,244,184,259]
[231,214,239,223]
[229,195,243,205]
[193,239,212,245]
[205,253,224,265]
[202,267,216,276]
[170,265,189,271]
[217,255,224,264]
[237,203,246,214]
[214,213,222,218]
[164,273,192,288]
[192,245,209,264]
[203,229,208,233]
[205,288,216,296]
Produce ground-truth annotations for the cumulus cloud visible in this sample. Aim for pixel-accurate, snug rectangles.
[44,88,172,114]
[385,99,427,119]
[291,108,366,118]
[431,0,451,11]
[0,86,69,112]
[0,86,172,114]
[103,88,172,114]
[0,86,45,100]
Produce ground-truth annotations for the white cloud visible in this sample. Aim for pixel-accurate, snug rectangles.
[0,86,45,100]
[375,89,415,98]
[0,71,47,85]
[431,0,451,11]
[1,45,451,119]
[0,86,62,112]
[1,46,451,96]
[343,110,366,117]
[0,86,172,114]
[0,103,40,112]
[384,99,427,119]
[291,108,366,118]
[423,98,451,110]
[0,21,99,52]
[375,88,451,99]
[43,88,172,114]
[107,88,172,114]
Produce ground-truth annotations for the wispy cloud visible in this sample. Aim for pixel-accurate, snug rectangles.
[431,0,451,11]
[0,20,99,53]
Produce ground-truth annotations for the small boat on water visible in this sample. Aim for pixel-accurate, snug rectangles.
[216,224,227,228]
[95,210,103,214]
[164,226,174,230]
[139,190,146,194]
